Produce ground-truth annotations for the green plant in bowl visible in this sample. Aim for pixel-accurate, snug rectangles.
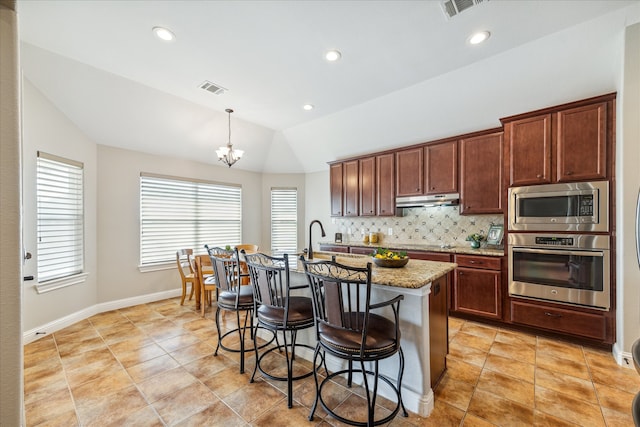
[371,248,409,268]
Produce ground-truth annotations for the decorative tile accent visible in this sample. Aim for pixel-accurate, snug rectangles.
[331,206,503,247]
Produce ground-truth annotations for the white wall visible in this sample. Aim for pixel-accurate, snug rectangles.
[304,170,332,251]
[21,79,98,332]
[618,22,640,355]
[96,145,265,303]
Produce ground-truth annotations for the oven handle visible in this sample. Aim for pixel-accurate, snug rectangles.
[511,247,605,257]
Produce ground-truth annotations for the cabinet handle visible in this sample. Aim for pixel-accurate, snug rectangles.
[469,260,483,265]
[536,174,542,178]
[566,171,573,176]
[544,312,562,318]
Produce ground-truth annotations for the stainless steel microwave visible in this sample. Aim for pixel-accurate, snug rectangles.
[508,181,609,232]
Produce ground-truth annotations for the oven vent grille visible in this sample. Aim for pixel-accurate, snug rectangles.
[199,81,227,95]
[441,0,488,20]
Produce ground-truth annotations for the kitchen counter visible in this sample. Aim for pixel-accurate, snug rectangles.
[319,241,504,257]
[292,251,457,289]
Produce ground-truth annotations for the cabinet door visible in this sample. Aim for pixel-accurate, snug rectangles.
[318,245,349,253]
[376,153,395,216]
[330,163,343,216]
[359,157,376,216]
[506,114,552,186]
[556,102,607,182]
[429,275,448,388]
[343,160,359,217]
[459,132,503,214]
[453,267,502,319]
[425,141,458,194]
[396,147,424,197]
[349,246,374,255]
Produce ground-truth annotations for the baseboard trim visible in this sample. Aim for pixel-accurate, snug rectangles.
[612,341,636,370]
[23,289,182,344]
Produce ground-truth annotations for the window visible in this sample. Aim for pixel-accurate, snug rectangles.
[140,174,242,266]
[36,152,84,283]
[271,188,298,256]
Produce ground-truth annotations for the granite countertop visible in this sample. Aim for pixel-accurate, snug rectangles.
[291,251,457,290]
[319,241,504,257]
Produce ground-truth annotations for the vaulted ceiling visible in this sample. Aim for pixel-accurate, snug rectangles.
[17,0,638,173]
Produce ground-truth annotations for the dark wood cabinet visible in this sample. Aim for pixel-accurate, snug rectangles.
[429,274,448,388]
[556,102,607,182]
[510,300,607,341]
[318,244,349,253]
[505,114,552,186]
[359,157,376,217]
[343,160,359,217]
[349,246,374,255]
[503,96,611,186]
[329,163,343,216]
[425,141,457,195]
[405,250,452,263]
[376,153,395,216]
[459,132,503,214]
[395,147,424,197]
[452,254,502,320]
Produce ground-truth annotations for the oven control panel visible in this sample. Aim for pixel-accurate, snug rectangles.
[535,237,574,246]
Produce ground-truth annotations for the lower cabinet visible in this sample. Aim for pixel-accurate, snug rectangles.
[510,300,607,341]
[429,274,448,388]
[452,254,502,320]
[318,244,349,253]
[349,246,375,255]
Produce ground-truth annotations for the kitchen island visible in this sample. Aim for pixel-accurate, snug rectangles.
[285,251,457,417]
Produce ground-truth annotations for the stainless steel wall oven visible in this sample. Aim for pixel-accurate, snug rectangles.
[508,233,610,310]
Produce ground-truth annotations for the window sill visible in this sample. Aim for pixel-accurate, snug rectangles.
[138,262,174,273]
[36,273,88,294]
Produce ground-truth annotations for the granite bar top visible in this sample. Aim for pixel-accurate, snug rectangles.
[319,241,504,257]
[291,251,457,290]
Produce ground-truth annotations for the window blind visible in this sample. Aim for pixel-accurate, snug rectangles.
[140,174,242,265]
[36,152,84,283]
[271,188,298,256]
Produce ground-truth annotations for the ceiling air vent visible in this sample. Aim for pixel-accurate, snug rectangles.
[199,80,227,95]
[441,0,488,19]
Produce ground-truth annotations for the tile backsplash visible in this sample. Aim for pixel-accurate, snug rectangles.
[329,205,503,247]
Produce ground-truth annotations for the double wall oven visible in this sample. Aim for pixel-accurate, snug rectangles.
[507,181,610,311]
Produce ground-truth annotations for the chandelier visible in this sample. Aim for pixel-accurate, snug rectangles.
[216,108,244,168]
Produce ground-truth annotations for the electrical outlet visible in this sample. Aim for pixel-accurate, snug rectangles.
[388,228,393,236]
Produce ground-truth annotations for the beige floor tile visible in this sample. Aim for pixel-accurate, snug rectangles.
[467,389,534,426]
[76,386,149,427]
[24,334,57,356]
[450,331,493,353]
[222,380,286,422]
[536,350,591,380]
[537,336,585,363]
[460,413,497,426]
[459,322,498,341]
[115,342,168,368]
[126,353,180,382]
[483,352,534,383]
[534,385,605,427]
[535,367,598,404]
[601,406,636,427]
[531,410,579,427]
[434,375,476,411]
[174,400,249,427]
[170,340,216,365]
[594,381,636,413]
[156,332,202,353]
[251,402,319,426]
[590,363,640,394]
[70,369,135,405]
[488,339,536,365]
[24,387,76,426]
[183,353,237,380]
[137,366,199,403]
[152,381,220,426]
[475,369,534,406]
[442,357,482,385]
[448,339,489,367]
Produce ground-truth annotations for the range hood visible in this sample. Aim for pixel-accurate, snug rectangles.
[395,193,460,209]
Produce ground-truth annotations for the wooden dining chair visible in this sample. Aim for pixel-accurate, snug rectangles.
[235,244,258,285]
[176,249,196,305]
[193,254,215,317]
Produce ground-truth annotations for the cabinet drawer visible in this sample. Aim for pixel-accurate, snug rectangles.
[318,245,349,253]
[510,300,606,341]
[454,254,501,270]
[350,246,374,255]
[405,250,452,263]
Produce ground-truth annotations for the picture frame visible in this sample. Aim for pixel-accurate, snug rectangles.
[486,224,504,246]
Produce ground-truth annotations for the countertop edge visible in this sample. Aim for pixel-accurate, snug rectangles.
[319,241,504,257]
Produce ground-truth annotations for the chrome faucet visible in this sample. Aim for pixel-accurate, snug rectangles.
[308,220,326,260]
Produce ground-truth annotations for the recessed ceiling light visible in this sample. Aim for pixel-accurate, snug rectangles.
[325,50,342,62]
[153,26,176,42]
[303,104,314,111]
[468,31,490,45]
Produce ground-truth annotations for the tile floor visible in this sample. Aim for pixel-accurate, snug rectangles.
[24,297,640,426]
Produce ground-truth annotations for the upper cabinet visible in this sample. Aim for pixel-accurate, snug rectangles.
[459,132,504,215]
[359,157,376,217]
[329,163,343,216]
[425,141,458,195]
[395,147,424,197]
[343,160,359,217]
[503,95,613,187]
[376,153,395,216]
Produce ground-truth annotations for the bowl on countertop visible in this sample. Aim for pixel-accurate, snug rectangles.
[372,257,409,268]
